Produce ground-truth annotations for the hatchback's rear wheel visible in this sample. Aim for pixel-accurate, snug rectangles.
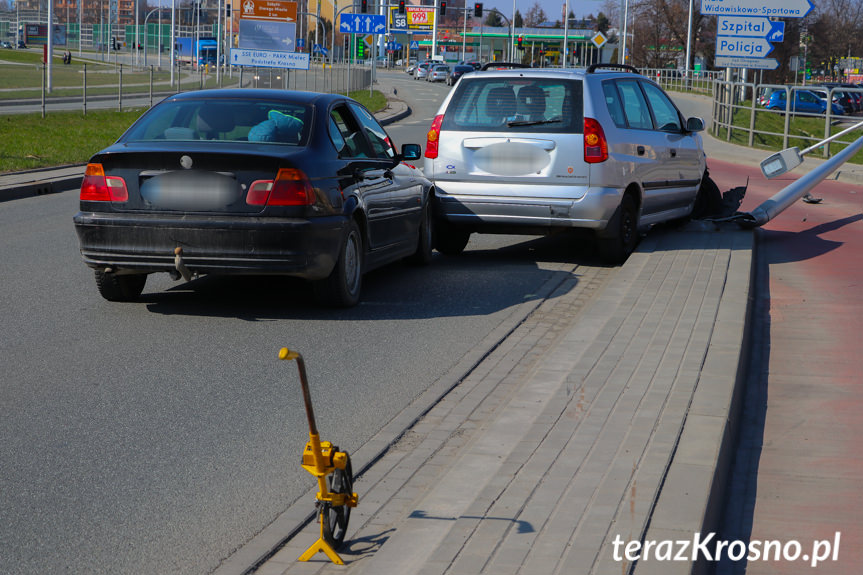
[314,219,363,307]
[434,219,470,255]
[95,270,147,302]
[597,195,638,264]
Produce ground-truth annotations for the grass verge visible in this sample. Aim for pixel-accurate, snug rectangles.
[0,89,390,173]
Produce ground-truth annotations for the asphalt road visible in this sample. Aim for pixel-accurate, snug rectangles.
[0,71,606,575]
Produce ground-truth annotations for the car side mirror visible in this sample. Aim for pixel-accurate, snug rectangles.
[685,117,705,133]
[400,143,422,161]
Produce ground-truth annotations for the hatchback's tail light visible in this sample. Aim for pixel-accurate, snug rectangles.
[584,118,608,164]
[246,168,315,206]
[80,163,129,202]
[425,114,444,159]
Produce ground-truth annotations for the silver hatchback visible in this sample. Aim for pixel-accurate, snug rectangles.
[424,64,715,262]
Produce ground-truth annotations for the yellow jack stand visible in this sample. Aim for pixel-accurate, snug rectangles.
[279,348,359,565]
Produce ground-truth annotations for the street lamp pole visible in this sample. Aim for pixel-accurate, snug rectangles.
[511,0,515,61]
[170,0,176,86]
[684,0,693,79]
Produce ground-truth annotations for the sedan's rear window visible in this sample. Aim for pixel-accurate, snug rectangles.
[121,99,312,145]
[440,77,583,134]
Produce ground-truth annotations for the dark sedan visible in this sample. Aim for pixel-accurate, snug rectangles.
[447,64,474,86]
[73,89,433,307]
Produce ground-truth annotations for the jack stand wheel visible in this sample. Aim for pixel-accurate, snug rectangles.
[322,451,353,549]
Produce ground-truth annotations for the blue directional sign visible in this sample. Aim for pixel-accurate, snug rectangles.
[339,13,387,35]
[297,38,305,48]
[702,0,813,18]
[409,40,419,49]
[718,16,784,42]
[716,37,774,58]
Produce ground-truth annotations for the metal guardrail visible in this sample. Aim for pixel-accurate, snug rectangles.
[0,58,373,116]
[710,80,863,161]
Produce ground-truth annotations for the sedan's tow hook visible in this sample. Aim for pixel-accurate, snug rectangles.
[173,247,192,282]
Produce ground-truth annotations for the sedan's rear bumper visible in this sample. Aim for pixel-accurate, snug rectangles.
[73,212,346,280]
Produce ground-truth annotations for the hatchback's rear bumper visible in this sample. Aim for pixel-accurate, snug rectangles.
[73,211,346,280]
[433,183,623,231]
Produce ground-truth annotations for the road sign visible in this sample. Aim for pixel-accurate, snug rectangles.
[238,19,296,51]
[239,0,297,22]
[715,55,779,70]
[591,31,607,49]
[388,6,435,31]
[409,40,419,49]
[339,13,387,34]
[297,38,305,48]
[716,37,773,58]
[701,0,813,18]
[231,48,310,69]
[717,16,784,41]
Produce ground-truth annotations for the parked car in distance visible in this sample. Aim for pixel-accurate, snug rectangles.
[424,64,715,264]
[816,83,858,114]
[448,64,474,86]
[414,61,432,80]
[0,40,12,49]
[765,89,840,115]
[808,87,847,115]
[73,89,433,307]
[428,64,450,82]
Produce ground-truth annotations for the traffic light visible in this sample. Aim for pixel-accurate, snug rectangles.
[398,0,405,13]
[474,2,483,17]
[517,34,523,49]
[360,0,367,13]
[440,0,446,15]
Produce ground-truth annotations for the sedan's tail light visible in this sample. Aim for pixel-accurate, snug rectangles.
[80,163,129,202]
[246,168,315,206]
[425,114,444,159]
[584,118,608,164]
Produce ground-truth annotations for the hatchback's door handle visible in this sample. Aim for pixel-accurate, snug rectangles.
[670,149,677,157]
[637,145,645,156]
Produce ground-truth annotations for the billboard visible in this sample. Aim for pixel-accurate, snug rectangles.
[389,6,435,31]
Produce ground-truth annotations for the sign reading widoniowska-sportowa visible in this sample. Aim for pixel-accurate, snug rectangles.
[701,0,813,18]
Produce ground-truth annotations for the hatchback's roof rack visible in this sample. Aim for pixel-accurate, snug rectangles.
[586,63,639,74]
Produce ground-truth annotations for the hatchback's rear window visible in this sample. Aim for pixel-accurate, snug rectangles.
[440,78,583,134]
[121,99,312,145]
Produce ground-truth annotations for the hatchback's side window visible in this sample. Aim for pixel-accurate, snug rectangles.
[641,81,682,132]
[616,79,654,130]
[602,81,627,128]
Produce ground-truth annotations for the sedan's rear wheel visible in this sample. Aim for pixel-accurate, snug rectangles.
[95,270,147,302]
[314,219,363,307]
[406,203,433,265]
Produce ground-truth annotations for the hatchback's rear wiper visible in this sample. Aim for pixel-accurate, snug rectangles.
[507,116,563,127]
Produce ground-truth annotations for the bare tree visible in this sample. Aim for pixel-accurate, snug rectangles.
[524,1,547,27]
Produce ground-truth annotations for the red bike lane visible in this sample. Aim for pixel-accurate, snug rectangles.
[709,156,863,573]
